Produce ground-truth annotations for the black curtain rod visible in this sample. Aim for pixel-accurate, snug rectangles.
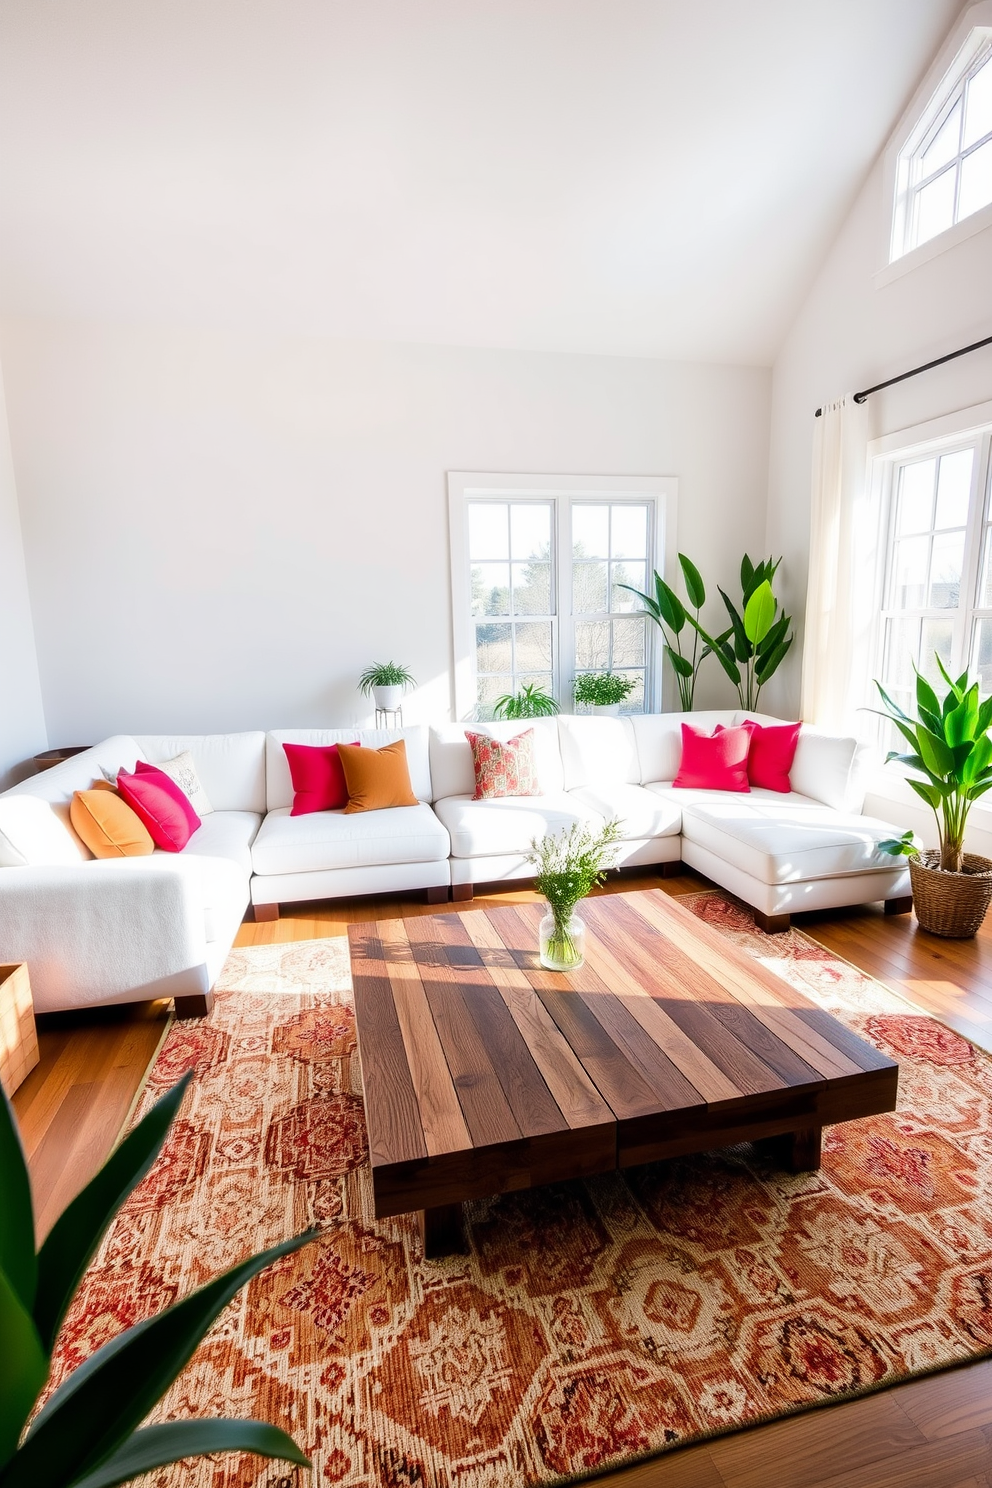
[814,332,992,417]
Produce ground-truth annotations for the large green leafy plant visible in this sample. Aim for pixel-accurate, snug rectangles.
[621,553,711,710]
[872,659,992,874]
[688,556,794,712]
[0,1070,315,1488]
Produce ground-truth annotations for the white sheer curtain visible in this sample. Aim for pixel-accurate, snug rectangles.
[801,394,877,737]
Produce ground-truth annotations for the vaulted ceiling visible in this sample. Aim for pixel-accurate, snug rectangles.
[0,0,964,363]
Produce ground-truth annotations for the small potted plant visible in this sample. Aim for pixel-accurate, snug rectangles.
[527,818,623,970]
[572,671,636,716]
[491,683,560,719]
[359,661,417,711]
[872,658,992,937]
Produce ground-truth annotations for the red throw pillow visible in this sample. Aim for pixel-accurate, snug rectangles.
[672,723,751,792]
[465,729,541,799]
[283,741,359,815]
[717,719,801,793]
[116,764,201,851]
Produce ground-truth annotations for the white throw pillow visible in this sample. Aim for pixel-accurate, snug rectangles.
[152,751,214,816]
[0,797,87,866]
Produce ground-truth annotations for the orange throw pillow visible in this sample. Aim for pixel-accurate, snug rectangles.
[70,787,155,857]
[338,740,419,814]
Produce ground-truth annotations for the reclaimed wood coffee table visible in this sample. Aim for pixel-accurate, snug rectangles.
[348,889,898,1257]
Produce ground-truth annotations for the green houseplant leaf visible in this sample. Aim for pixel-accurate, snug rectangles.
[743,580,776,646]
[63,1420,310,1488]
[33,1073,193,1352]
[9,1231,316,1488]
[0,1268,48,1470]
[678,553,705,610]
[0,1083,36,1317]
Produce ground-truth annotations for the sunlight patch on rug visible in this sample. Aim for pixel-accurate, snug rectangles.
[49,893,992,1487]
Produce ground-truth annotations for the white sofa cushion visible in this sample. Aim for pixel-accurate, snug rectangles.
[251,803,449,876]
[3,736,146,852]
[266,728,432,810]
[434,792,603,860]
[569,782,681,840]
[557,716,639,790]
[629,711,739,786]
[430,720,565,802]
[677,792,904,885]
[136,734,266,814]
[0,797,88,867]
[177,811,262,877]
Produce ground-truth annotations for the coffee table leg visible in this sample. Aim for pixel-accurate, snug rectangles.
[788,1126,822,1172]
[420,1203,467,1259]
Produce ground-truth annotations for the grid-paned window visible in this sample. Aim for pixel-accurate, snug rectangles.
[876,431,992,718]
[462,489,660,718]
[894,43,992,258]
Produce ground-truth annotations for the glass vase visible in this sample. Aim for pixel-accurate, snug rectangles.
[539,908,586,971]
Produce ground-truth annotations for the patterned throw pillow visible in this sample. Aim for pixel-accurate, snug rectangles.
[465,729,541,800]
[145,752,214,816]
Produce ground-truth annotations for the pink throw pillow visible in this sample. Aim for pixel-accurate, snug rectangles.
[741,719,801,792]
[117,764,201,851]
[465,730,541,799]
[284,741,359,815]
[672,723,751,792]
[717,719,801,793]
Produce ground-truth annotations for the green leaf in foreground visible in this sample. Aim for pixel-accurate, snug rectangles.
[64,1420,310,1488]
[34,1073,194,1352]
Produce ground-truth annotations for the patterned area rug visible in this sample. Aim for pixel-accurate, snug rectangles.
[50,893,992,1487]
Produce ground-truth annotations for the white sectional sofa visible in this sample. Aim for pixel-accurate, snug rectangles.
[0,712,910,1017]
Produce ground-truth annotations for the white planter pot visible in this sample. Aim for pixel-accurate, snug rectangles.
[591,703,621,717]
[372,685,405,711]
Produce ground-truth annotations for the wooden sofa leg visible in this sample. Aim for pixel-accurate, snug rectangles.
[451,884,474,902]
[174,992,214,1019]
[884,895,913,916]
[660,861,682,878]
[253,903,280,922]
[754,908,790,934]
[425,886,449,904]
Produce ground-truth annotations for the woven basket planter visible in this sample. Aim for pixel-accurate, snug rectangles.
[908,850,992,938]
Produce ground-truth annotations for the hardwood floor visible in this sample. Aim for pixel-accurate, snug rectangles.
[13,866,992,1488]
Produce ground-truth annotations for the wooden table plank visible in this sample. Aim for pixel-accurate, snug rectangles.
[373,920,471,1158]
[461,912,614,1133]
[631,891,869,1079]
[347,925,428,1168]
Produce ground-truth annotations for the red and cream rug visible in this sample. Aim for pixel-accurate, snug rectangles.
[50,893,992,1487]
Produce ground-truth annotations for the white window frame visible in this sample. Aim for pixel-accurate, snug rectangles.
[868,400,992,728]
[878,2,992,283]
[447,472,676,721]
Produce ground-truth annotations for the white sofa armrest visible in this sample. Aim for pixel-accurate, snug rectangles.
[0,858,212,1013]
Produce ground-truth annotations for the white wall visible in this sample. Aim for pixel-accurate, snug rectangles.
[0,355,46,786]
[0,320,770,741]
[765,33,992,718]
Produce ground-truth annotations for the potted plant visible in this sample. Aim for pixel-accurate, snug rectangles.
[358,661,416,712]
[873,659,992,937]
[0,1070,315,1487]
[572,671,636,716]
[685,555,794,712]
[491,683,560,719]
[620,553,712,710]
[527,818,622,970]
